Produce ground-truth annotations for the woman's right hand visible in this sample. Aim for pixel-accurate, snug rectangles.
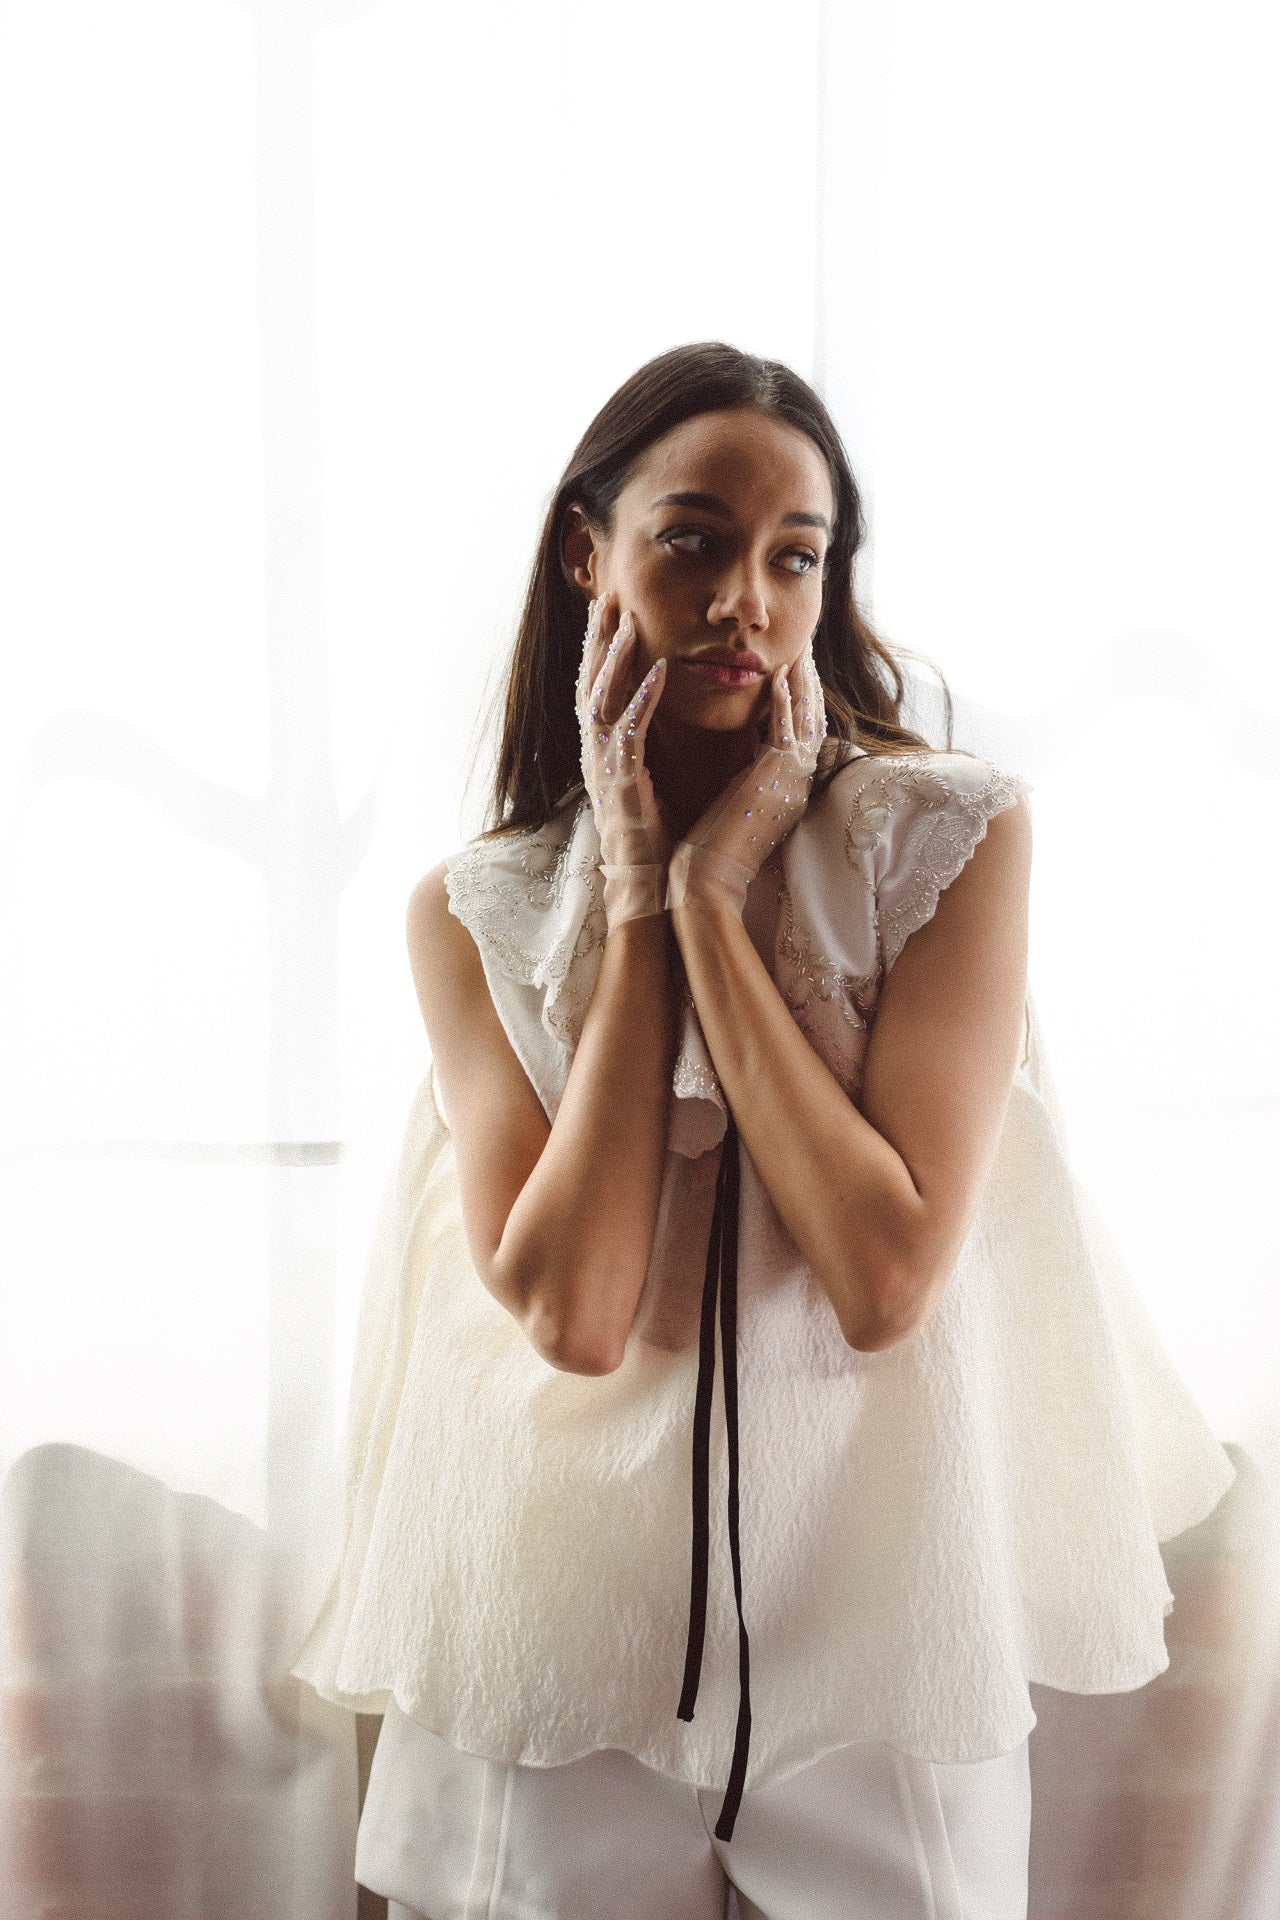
[576,594,671,930]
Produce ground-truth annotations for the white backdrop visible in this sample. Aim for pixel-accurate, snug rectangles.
[2,2,1277,1915]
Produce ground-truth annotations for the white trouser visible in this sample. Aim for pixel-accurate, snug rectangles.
[357,1698,1031,1920]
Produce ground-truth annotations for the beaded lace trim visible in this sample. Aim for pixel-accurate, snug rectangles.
[663,959,726,1111]
[443,754,1028,1098]
[773,866,882,1032]
[839,754,1029,971]
[443,802,606,1051]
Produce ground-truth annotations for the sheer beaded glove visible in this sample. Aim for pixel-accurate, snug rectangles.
[666,642,827,917]
[576,596,671,930]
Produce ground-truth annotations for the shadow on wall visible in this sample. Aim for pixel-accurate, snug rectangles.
[1,1440,1277,1918]
[0,1443,359,1920]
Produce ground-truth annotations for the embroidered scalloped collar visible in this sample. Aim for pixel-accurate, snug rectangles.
[447,746,882,1159]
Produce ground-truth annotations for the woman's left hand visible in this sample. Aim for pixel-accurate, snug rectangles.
[667,641,827,918]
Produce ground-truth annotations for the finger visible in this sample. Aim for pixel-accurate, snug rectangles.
[583,591,617,669]
[773,665,796,749]
[581,592,610,670]
[809,654,828,748]
[768,666,784,745]
[586,603,627,725]
[789,646,818,748]
[598,611,637,725]
[577,595,610,713]
[621,657,666,761]
[576,612,592,705]
[785,653,804,725]
[603,640,653,779]
[809,651,828,741]
[796,650,817,746]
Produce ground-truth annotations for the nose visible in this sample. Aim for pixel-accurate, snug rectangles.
[706,556,769,633]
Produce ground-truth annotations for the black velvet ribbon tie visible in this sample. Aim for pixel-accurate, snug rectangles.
[677,1110,752,1844]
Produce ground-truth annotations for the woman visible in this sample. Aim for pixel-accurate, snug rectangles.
[290,343,1236,1920]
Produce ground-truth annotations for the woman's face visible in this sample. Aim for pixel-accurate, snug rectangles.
[567,407,835,735]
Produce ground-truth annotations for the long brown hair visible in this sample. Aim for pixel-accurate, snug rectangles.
[474,342,954,839]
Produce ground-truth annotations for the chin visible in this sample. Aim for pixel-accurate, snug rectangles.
[668,690,767,729]
[669,715,757,742]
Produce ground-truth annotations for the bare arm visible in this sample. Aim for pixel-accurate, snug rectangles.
[408,861,680,1375]
[670,796,1032,1350]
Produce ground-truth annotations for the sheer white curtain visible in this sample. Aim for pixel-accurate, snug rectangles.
[1,2,1276,1915]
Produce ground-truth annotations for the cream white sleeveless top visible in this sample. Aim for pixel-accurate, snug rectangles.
[289,746,1236,1791]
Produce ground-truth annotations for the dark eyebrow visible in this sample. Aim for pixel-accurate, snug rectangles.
[650,490,832,538]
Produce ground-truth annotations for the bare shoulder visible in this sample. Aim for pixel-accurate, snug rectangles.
[932,786,1032,930]
[403,855,549,1283]
[980,786,1033,852]
[406,859,464,990]
[880,782,1031,990]
[946,783,1032,887]
[404,857,506,1054]
[407,857,456,953]
[858,782,1031,1331]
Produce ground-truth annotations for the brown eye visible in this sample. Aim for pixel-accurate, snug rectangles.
[657,528,714,556]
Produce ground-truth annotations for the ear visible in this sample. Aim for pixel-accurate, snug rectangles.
[562,503,603,596]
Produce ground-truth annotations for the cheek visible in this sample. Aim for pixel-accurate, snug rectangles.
[776,580,820,642]
[628,547,684,598]
[626,555,700,645]
[595,549,666,623]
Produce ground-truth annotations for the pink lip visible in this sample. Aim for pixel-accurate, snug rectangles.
[689,649,766,672]
[682,660,765,690]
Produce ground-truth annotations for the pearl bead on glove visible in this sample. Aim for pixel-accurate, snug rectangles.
[576,595,671,930]
[666,641,827,917]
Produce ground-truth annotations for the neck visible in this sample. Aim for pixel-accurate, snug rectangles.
[645,713,763,844]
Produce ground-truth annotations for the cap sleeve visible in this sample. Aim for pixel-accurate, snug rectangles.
[441,799,606,1124]
[440,797,727,1157]
[870,752,1031,972]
